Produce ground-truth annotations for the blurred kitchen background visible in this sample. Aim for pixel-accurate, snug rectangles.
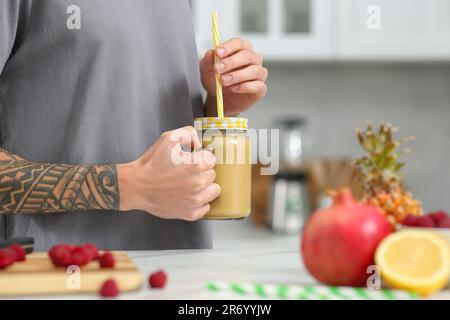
[192,0,450,233]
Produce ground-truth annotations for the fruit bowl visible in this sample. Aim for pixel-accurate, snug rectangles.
[396,225,450,245]
[398,211,450,246]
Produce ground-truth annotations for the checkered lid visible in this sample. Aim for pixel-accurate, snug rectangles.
[194,117,248,130]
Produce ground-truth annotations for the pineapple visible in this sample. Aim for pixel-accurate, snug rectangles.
[353,123,423,225]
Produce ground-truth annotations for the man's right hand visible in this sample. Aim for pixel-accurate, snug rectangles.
[117,126,220,221]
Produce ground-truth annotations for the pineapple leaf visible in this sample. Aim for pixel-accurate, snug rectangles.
[393,162,406,173]
[354,122,412,192]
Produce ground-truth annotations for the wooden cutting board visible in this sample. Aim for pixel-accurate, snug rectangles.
[0,252,142,296]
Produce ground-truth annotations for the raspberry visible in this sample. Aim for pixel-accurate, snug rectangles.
[429,211,448,225]
[438,217,450,228]
[0,249,15,269]
[49,244,97,267]
[64,245,75,252]
[70,246,91,267]
[99,251,115,268]
[415,215,435,228]
[99,279,119,297]
[83,243,99,260]
[8,244,26,262]
[148,270,167,288]
[401,215,420,226]
[49,244,72,267]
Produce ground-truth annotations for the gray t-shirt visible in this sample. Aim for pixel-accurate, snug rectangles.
[0,0,212,250]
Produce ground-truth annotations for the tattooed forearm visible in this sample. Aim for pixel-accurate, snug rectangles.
[0,148,120,214]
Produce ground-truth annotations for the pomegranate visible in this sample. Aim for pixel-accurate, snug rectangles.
[301,189,392,286]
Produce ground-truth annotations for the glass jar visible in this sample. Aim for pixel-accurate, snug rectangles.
[194,117,251,220]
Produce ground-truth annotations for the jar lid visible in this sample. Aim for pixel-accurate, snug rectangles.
[194,117,248,130]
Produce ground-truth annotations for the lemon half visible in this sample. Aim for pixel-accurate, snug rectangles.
[375,230,450,296]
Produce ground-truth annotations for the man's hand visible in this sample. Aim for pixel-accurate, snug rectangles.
[118,126,220,221]
[0,127,219,220]
[200,38,268,117]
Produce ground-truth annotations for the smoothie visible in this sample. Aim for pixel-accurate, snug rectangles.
[195,117,251,220]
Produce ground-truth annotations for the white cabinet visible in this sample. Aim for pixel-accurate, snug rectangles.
[192,0,450,61]
[338,0,450,60]
[192,0,334,60]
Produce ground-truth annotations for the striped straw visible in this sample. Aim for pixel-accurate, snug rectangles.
[206,282,420,300]
[212,12,224,118]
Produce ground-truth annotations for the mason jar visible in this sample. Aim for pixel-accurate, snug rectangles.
[194,117,251,220]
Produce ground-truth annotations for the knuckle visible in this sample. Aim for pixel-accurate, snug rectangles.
[209,169,216,182]
[191,194,204,206]
[187,215,199,222]
[256,53,263,64]
[243,50,253,61]
[203,172,215,187]
[198,151,216,166]
[200,149,213,158]
[257,81,265,90]
[259,69,266,80]
[257,82,265,92]
[260,66,267,78]
[260,83,268,96]
[192,162,205,172]
[225,57,233,69]
[214,183,222,195]
[231,37,241,45]
[195,177,207,191]
[189,205,210,221]
[161,131,171,139]
[244,39,253,50]
[185,125,196,134]
[204,151,217,165]
[230,71,240,82]
[185,211,198,221]
[182,126,196,140]
[256,66,265,78]
[162,130,179,144]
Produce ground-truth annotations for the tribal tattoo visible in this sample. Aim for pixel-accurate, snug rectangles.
[0,148,120,214]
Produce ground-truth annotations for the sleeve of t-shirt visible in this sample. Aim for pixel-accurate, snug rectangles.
[0,0,32,74]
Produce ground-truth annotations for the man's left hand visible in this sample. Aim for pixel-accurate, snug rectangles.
[200,38,268,117]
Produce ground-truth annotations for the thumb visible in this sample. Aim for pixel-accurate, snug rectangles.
[171,126,202,152]
[200,49,215,74]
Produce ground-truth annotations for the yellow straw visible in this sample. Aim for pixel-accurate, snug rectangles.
[212,12,224,118]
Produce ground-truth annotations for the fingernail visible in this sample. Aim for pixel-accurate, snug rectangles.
[232,84,241,91]
[217,47,226,57]
[215,62,226,72]
[222,74,232,84]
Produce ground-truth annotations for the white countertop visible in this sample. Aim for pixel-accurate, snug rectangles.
[14,220,450,300]
[124,220,309,300]
[23,220,309,300]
